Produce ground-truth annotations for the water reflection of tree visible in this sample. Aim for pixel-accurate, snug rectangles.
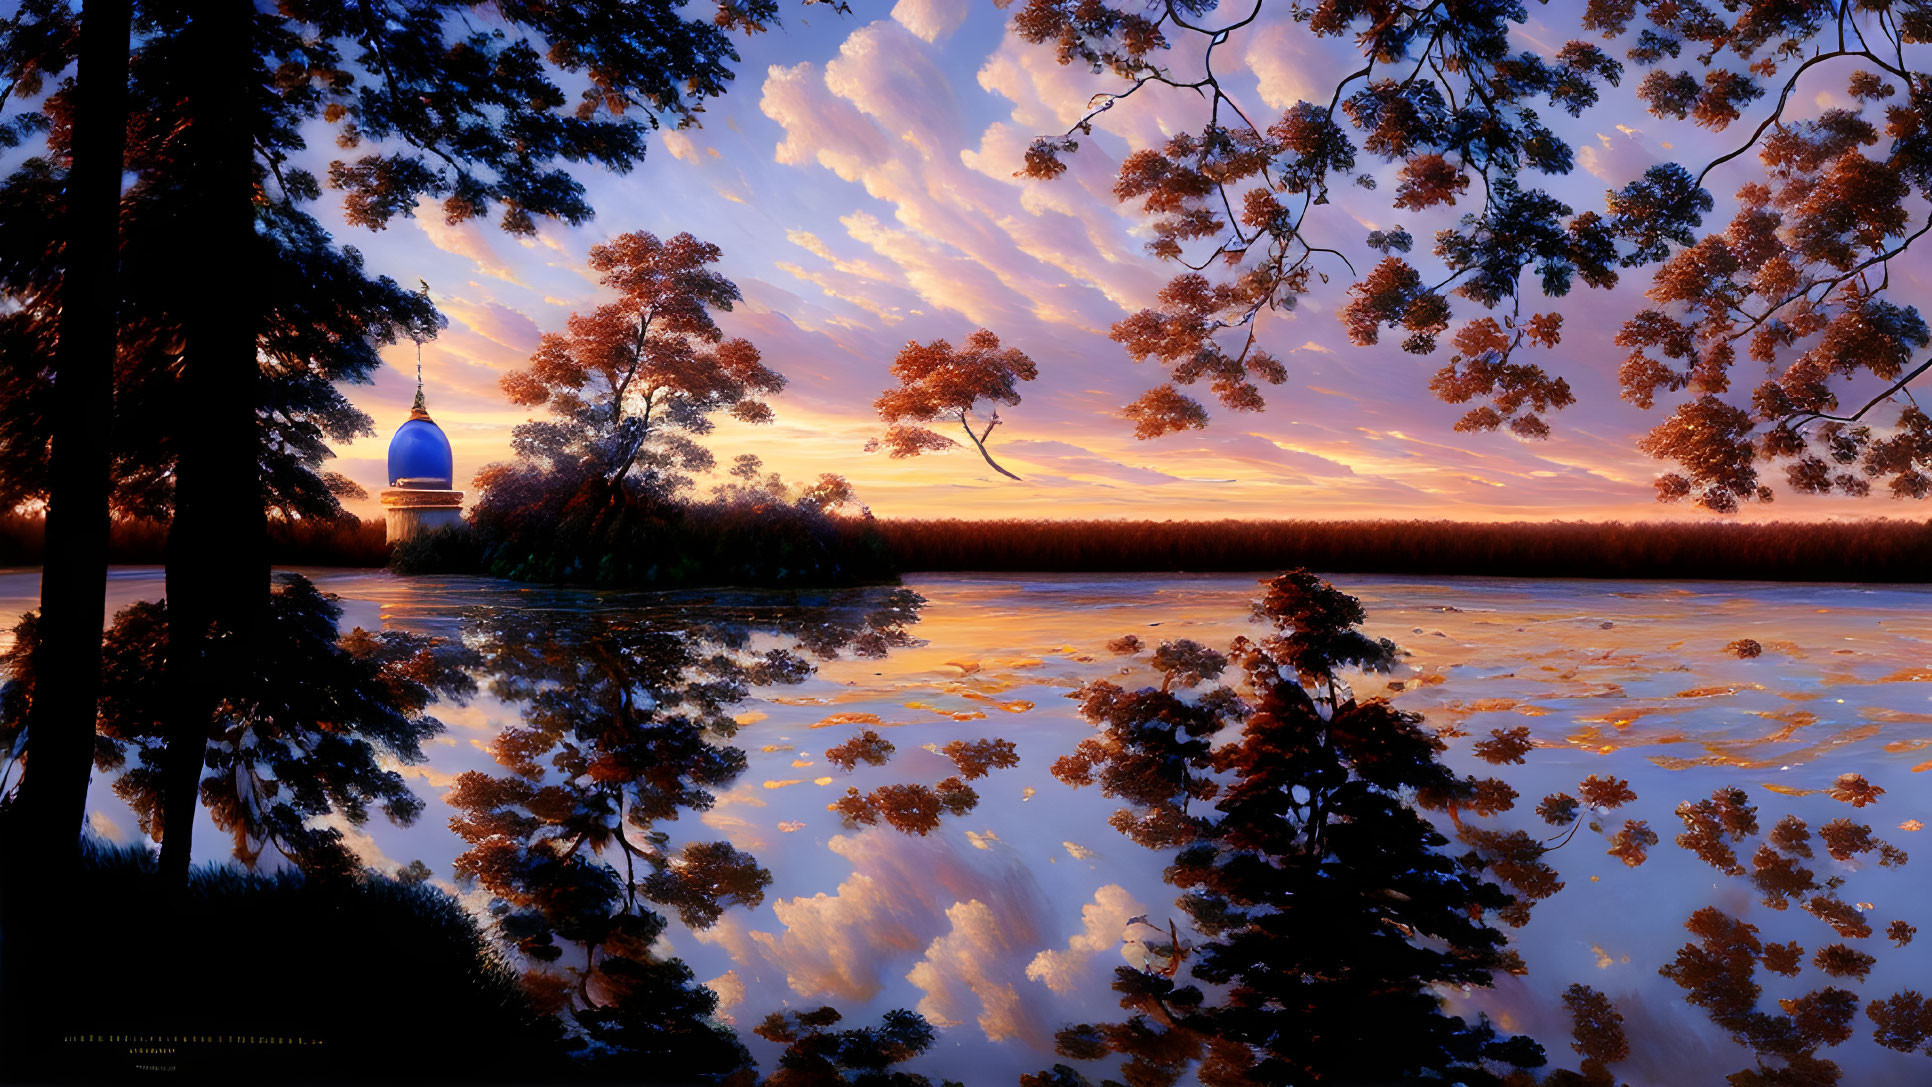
[3,574,474,877]
[1348,652,1929,1083]
[826,736,1020,836]
[1037,571,1544,1087]
[446,587,925,1077]
[1475,732,1928,1083]
[756,1006,964,1087]
[1642,784,1923,1086]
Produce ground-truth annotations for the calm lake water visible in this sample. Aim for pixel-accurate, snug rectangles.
[4,567,1931,1084]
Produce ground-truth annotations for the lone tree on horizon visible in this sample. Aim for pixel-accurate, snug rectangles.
[868,328,1039,480]
[493,230,786,504]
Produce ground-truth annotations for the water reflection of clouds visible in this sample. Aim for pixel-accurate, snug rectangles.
[910,897,1052,1046]
[697,824,1143,1055]
[1024,883,1145,995]
[730,829,1042,1006]
[699,810,772,854]
[537,574,1932,1079]
[1351,578,1932,1083]
[42,569,1932,1081]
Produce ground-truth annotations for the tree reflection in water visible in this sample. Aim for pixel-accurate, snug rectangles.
[446,586,928,1077]
[825,738,1019,837]
[756,1006,964,1087]
[13,569,1932,1082]
[2,574,478,876]
[1033,572,1932,1087]
[1037,571,1546,1086]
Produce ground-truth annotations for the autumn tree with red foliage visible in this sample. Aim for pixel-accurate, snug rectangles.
[1009,0,1932,513]
[494,231,784,501]
[462,232,888,588]
[1011,0,1649,441]
[868,329,1038,479]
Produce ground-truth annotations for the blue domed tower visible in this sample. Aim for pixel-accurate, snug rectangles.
[379,378,465,541]
[388,389,454,489]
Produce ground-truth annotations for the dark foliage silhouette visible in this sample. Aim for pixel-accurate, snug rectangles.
[0,5,445,938]
[1037,571,1543,1086]
[0,514,391,568]
[459,236,888,589]
[754,1006,962,1087]
[459,468,894,589]
[18,514,1932,585]
[10,838,569,1083]
[0,15,130,1061]
[867,517,1932,582]
[1,574,473,878]
[0,0,858,926]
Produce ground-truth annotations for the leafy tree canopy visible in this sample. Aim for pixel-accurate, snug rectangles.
[492,230,784,501]
[0,0,841,520]
[1011,0,1932,511]
[868,329,1039,480]
[755,1005,963,1087]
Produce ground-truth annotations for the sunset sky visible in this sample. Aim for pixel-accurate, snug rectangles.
[315,0,1931,522]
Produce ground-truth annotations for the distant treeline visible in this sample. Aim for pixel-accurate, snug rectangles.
[862,517,1932,582]
[9,512,1932,582]
[0,513,388,568]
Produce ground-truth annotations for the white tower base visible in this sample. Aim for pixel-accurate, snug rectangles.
[380,488,465,543]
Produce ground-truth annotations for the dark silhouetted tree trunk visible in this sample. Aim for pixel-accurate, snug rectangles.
[1,0,132,1072]
[15,0,131,882]
[156,0,266,889]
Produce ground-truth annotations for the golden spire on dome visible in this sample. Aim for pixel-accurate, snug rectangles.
[411,278,432,419]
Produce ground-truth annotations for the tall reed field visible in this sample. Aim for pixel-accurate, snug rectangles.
[7,512,1931,582]
[862,517,1932,582]
[0,514,389,568]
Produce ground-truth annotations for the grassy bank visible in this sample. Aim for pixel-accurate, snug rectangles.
[865,517,1932,582]
[0,514,389,568]
[2,839,567,1083]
